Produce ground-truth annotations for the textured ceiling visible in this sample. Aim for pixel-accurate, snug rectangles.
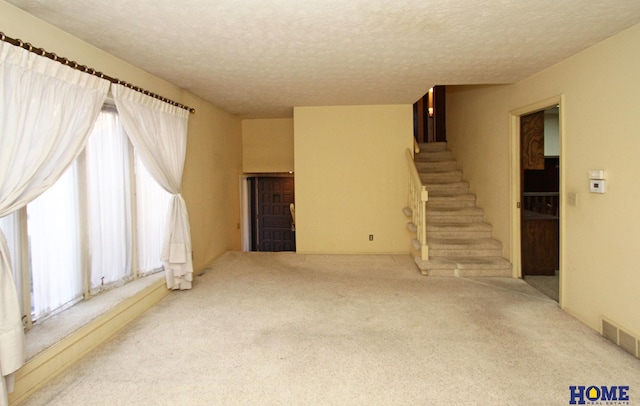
[6,0,640,118]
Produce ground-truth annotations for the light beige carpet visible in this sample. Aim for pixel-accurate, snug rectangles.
[524,275,560,302]
[20,252,640,405]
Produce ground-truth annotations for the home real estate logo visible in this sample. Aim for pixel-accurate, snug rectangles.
[569,385,630,405]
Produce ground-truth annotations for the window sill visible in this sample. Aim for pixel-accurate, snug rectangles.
[26,272,165,360]
[10,272,169,405]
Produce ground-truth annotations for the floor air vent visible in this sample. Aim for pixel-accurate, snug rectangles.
[602,318,639,358]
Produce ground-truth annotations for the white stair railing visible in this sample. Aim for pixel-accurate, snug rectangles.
[406,148,429,260]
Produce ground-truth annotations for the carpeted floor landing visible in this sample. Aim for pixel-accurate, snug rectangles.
[20,252,640,405]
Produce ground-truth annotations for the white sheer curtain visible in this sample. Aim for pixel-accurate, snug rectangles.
[112,84,192,290]
[0,213,22,317]
[85,109,133,293]
[0,41,108,403]
[135,154,171,274]
[28,164,83,318]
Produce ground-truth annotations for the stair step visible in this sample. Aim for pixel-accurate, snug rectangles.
[428,238,503,257]
[415,160,458,172]
[427,194,477,209]
[427,207,484,223]
[429,238,502,249]
[414,256,512,277]
[417,142,448,152]
[427,244,502,258]
[410,222,492,241]
[424,182,470,196]
[420,170,463,184]
[414,150,454,162]
[427,222,493,239]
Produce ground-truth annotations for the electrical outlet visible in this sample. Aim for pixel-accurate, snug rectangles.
[369,234,374,241]
[567,192,577,206]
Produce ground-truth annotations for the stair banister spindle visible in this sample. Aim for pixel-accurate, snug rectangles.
[406,148,429,261]
[420,186,428,260]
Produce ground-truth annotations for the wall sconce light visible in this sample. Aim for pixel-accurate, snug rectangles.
[427,87,434,117]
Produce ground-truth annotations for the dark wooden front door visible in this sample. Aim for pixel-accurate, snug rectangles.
[253,177,295,252]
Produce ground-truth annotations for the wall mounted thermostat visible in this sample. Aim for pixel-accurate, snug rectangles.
[588,169,606,193]
[590,179,606,193]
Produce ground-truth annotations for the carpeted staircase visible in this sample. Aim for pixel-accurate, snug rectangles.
[405,142,512,277]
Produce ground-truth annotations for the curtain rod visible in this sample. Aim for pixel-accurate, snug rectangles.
[0,31,195,114]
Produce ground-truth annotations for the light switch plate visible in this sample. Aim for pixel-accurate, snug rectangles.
[589,170,605,180]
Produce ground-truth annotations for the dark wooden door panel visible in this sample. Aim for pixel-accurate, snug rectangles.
[521,216,559,275]
[256,177,295,252]
[521,111,545,170]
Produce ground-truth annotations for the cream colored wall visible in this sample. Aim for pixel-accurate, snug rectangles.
[294,105,413,254]
[242,118,294,173]
[446,84,513,260]
[183,106,243,269]
[446,22,640,335]
[0,1,243,272]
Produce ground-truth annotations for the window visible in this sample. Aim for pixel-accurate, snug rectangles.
[28,161,84,318]
[0,106,171,326]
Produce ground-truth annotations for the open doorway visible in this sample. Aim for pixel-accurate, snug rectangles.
[511,98,562,303]
[242,175,296,252]
[520,106,560,301]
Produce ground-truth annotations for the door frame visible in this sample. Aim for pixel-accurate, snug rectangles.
[239,173,295,252]
[509,95,565,306]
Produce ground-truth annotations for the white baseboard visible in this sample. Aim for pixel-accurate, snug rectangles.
[8,279,169,405]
